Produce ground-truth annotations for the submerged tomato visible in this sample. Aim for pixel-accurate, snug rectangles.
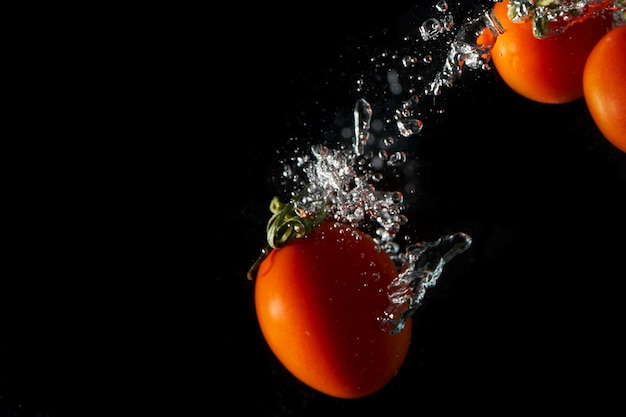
[490,0,612,104]
[254,220,411,399]
[583,24,626,153]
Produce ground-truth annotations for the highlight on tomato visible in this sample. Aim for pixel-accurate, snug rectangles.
[490,0,614,104]
[252,217,412,399]
[582,23,626,153]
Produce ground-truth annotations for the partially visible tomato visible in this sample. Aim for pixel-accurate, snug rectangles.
[254,220,412,399]
[583,24,626,153]
[490,0,612,104]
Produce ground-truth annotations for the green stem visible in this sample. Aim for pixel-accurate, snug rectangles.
[247,190,330,281]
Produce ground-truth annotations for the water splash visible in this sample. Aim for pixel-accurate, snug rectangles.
[426,7,504,96]
[506,0,621,38]
[387,2,504,131]
[367,0,624,135]
[381,232,472,334]
[287,129,410,247]
[427,0,626,93]
[277,98,471,334]
[267,0,623,334]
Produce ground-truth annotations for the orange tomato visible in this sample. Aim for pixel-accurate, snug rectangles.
[490,0,612,104]
[254,220,412,398]
[583,24,626,153]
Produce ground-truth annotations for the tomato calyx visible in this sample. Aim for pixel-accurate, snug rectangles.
[265,193,326,249]
[247,189,330,281]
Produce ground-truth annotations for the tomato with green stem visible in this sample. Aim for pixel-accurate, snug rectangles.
[249,197,411,399]
[490,0,613,104]
[583,23,626,153]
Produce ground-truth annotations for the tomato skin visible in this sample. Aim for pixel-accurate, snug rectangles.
[583,24,626,153]
[491,0,612,104]
[255,220,412,399]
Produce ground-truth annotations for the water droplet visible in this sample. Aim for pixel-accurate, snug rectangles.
[442,14,454,31]
[371,172,384,182]
[402,55,418,67]
[388,151,407,166]
[383,136,397,147]
[397,118,424,137]
[420,18,443,41]
[353,98,372,156]
[435,0,448,13]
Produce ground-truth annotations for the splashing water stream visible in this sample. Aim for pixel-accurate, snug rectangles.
[271,97,472,334]
[254,0,625,334]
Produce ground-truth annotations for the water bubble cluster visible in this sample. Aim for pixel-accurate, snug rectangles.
[285,99,410,247]
[277,97,472,333]
[386,1,503,132]
[424,6,503,95]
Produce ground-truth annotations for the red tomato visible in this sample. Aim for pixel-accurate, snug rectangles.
[583,24,626,153]
[490,0,612,104]
[255,220,412,398]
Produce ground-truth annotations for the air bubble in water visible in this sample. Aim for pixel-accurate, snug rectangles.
[388,151,407,166]
[354,98,373,156]
[397,118,424,137]
[435,0,448,13]
[383,136,397,147]
[402,55,418,67]
[442,14,454,31]
[420,18,443,41]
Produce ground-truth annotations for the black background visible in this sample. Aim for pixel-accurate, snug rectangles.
[2,1,625,416]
